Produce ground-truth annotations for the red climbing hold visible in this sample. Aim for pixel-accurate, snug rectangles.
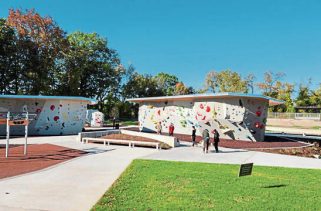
[255,122,260,128]
[157,110,161,115]
[50,105,55,111]
[256,111,262,117]
[36,108,42,113]
[206,106,211,112]
[202,116,206,120]
[200,104,204,109]
[53,116,59,121]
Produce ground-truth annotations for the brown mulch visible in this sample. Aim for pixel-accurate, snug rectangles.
[0,144,87,179]
[253,144,321,158]
[123,127,308,149]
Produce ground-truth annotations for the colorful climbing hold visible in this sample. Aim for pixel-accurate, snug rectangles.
[50,105,55,111]
[53,116,59,121]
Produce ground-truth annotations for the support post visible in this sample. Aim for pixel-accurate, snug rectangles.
[5,111,10,158]
[24,112,28,155]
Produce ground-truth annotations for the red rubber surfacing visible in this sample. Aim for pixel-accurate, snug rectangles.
[0,144,87,179]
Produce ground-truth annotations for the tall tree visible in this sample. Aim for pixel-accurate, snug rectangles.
[153,72,179,95]
[256,72,285,98]
[59,31,123,110]
[7,9,67,94]
[204,69,250,93]
[0,18,18,94]
[257,72,294,112]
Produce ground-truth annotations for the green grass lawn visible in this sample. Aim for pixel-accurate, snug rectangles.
[92,159,321,210]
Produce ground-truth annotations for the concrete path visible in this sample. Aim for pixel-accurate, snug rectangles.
[142,142,321,170]
[0,136,156,211]
[1,136,321,211]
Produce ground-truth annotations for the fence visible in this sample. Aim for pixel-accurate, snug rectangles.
[268,112,321,120]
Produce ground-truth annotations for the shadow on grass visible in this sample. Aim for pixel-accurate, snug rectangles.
[262,184,287,188]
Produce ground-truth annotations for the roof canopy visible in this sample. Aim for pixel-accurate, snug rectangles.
[127,92,284,106]
[0,95,97,105]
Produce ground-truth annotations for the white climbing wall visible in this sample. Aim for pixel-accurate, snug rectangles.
[0,98,89,135]
[138,97,269,141]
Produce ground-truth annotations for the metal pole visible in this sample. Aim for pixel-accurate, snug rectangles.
[24,112,28,155]
[5,111,10,158]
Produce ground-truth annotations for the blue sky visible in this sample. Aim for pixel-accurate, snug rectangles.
[1,0,321,93]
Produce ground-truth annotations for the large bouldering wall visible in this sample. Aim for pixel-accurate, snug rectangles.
[0,99,88,135]
[138,97,268,141]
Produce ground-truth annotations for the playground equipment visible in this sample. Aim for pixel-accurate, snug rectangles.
[0,112,36,158]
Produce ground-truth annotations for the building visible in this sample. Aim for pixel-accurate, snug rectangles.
[0,95,96,136]
[127,93,283,142]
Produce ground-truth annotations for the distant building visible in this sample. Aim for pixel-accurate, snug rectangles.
[0,95,96,135]
[127,93,283,142]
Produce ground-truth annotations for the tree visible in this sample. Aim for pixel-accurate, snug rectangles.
[0,18,18,94]
[153,72,179,95]
[257,72,295,112]
[173,82,194,95]
[59,31,123,111]
[7,9,67,94]
[122,72,163,99]
[204,69,250,93]
[256,72,285,97]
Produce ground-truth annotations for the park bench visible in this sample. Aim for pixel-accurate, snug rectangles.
[82,137,160,149]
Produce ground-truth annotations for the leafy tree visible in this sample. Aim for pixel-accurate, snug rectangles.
[256,72,285,98]
[122,72,163,99]
[59,31,123,111]
[257,72,295,112]
[7,9,67,94]
[204,69,250,93]
[0,18,18,94]
[153,72,179,95]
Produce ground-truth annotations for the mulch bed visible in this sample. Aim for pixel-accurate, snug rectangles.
[253,144,321,158]
[124,127,308,149]
[0,144,87,179]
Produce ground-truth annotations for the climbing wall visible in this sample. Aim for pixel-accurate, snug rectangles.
[0,99,88,135]
[138,97,268,141]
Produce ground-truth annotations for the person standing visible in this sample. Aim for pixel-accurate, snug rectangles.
[112,117,116,129]
[169,123,175,136]
[213,129,220,153]
[202,129,210,153]
[156,122,162,134]
[191,126,196,146]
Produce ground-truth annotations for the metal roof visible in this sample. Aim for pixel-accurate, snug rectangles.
[127,92,284,106]
[0,95,97,105]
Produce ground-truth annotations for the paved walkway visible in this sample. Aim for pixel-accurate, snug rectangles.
[0,136,321,211]
[0,136,156,211]
[143,142,321,169]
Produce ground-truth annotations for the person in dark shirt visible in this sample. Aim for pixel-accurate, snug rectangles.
[191,126,196,146]
[213,129,220,153]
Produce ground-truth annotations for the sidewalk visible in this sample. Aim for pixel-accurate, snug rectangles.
[142,142,321,169]
[0,136,155,211]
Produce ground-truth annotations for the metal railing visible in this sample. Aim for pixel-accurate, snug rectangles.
[268,112,321,120]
